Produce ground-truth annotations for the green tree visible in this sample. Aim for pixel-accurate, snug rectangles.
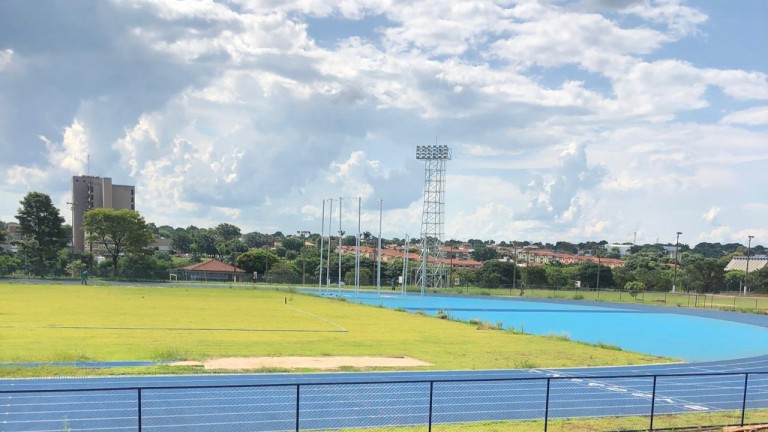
[0,220,7,244]
[684,257,725,293]
[523,266,548,287]
[470,244,498,262]
[624,281,645,298]
[82,208,154,277]
[237,249,279,275]
[476,261,519,287]
[282,237,305,252]
[545,266,574,288]
[750,266,768,293]
[0,255,21,275]
[191,229,217,257]
[242,231,268,248]
[171,229,193,254]
[15,192,67,276]
[577,261,613,289]
[214,223,241,243]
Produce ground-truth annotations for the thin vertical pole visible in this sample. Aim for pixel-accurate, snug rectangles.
[356,197,361,294]
[741,373,749,426]
[650,375,658,431]
[137,388,142,432]
[428,381,434,432]
[295,385,300,432]
[338,197,343,292]
[544,378,551,432]
[318,199,325,291]
[421,235,427,296]
[326,199,333,290]
[402,235,409,294]
[377,199,382,294]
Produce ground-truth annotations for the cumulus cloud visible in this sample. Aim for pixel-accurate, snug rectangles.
[524,143,607,224]
[721,106,768,126]
[701,206,720,224]
[0,48,12,71]
[0,0,765,245]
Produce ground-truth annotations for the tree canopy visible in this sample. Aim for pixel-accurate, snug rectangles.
[15,192,67,276]
[83,208,154,277]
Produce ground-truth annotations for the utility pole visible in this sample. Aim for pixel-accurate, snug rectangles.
[745,235,754,295]
[672,231,682,293]
[377,199,382,294]
[338,197,343,291]
[512,241,517,293]
[595,249,601,290]
[318,200,325,290]
[297,230,310,285]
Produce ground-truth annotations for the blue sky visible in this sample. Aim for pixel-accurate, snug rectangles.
[0,0,766,247]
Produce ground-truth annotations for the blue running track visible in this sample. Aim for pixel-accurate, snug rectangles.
[3,294,768,431]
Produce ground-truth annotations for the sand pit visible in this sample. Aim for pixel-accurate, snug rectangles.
[171,356,431,370]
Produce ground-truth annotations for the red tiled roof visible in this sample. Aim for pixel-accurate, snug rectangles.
[183,259,245,273]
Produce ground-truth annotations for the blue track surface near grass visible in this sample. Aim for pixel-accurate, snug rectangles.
[3,293,768,431]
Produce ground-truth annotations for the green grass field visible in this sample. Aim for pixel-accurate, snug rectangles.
[0,283,670,377]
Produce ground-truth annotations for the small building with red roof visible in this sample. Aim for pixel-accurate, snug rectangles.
[178,259,247,282]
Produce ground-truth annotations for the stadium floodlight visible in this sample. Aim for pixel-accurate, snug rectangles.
[415,144,451,294]
[416,145,452,161]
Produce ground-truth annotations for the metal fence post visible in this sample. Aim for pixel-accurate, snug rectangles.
[649,375,657,431]
[296,384,301,432]
[137,388,142,432]
[428,381,434,432]
[544,378,551,432]
[649,375,656,430]
[741,373,749,426]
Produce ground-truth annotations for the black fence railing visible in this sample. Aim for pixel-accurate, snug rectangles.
[2,371,767,431]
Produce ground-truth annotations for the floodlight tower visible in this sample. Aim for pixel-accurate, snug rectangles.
[415,145,451,295]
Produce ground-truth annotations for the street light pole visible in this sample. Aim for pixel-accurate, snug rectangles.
[672,231,682,293]
[318,200,325,290]
[745,235,754,295]
[297,230,310,285]
[596,249,601,291]
[377,199,382,294]
[512,241,517,293]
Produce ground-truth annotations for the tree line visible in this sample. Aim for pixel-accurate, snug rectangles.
[1,191,766,293]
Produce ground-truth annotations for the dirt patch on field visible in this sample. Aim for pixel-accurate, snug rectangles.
[171,356,431,370]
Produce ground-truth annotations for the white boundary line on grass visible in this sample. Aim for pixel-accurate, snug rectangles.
[285,305,348,332]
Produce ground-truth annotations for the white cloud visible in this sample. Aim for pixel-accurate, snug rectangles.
[721,106,768,126]
[0,0,765,246]
[620,0,707,37]
[701,206,720,224]
[0,48,13,71]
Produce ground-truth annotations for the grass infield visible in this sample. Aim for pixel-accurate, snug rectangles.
[0,283,669,377]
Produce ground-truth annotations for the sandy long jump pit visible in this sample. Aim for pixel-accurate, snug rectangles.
[172,356,431,370]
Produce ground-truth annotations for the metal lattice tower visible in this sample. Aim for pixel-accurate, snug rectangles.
[416,145,451,295]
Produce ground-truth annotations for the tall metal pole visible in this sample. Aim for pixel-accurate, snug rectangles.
[377,199,383,294]
[596,249,601,290]
[402,235,409,294]
[512,241,517,292]
[745,235,754,295]
[326,199,333,289]
[338,197,343,292]
[421,235,427,296]
[356,197,361,294]
[672,231,682,293]
[318,199,325,290]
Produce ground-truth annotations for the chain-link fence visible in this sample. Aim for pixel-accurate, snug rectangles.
[2,372,767,431]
